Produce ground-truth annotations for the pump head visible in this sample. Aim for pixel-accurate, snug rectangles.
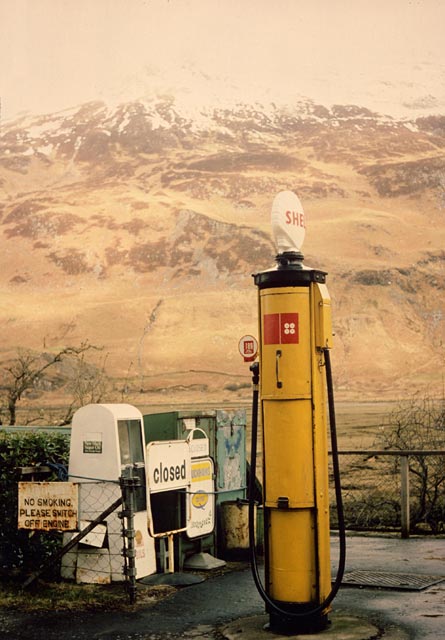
[271,190,306,256]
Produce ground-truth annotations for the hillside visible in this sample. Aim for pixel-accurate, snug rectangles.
[1,97,445,409]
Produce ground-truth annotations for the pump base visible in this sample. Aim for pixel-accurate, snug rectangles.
[268,606,329,635]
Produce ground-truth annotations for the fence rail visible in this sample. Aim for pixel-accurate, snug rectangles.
[330,449,445,538]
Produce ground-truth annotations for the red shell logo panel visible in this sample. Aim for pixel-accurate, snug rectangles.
[263,313,299,345]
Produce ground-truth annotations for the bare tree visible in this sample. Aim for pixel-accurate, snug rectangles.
[137,298,163,391]
[58,350,111,425]
[0,342,101,425]
[378,395,445,533]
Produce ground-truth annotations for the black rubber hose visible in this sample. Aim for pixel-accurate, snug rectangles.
[248,348,346,619]
[248,363,263,597]
[323,347,346,599]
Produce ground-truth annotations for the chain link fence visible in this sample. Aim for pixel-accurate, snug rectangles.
[2,470,143,604]
[3,433,444,609]
[61,481,125,585]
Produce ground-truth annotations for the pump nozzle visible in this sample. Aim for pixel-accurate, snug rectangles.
[249,361,259,387]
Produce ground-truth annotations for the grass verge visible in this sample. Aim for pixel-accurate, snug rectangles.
[0,578,176,612]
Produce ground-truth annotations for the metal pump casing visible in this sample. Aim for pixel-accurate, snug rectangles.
[253,252,333,631]
[255,262,332,628]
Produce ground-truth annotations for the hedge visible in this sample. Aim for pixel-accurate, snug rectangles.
[0,430,69,576]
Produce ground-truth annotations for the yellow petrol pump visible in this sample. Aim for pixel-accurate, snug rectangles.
[249,191,345,634]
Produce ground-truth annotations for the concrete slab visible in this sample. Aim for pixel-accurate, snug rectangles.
[183,551,226,570]
[221,612,409,640]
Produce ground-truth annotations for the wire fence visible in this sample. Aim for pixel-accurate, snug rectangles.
[4,468,143,603]
[329,450,445,536]
[4,448,444,605]
[61,481,124,585]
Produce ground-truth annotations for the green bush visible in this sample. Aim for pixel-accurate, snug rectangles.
[0,430,69,576]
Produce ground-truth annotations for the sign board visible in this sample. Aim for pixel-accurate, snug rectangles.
[271,190,306,253]
[82,432,103,454]
[79,521,107,547]
[182,417,196,430]
[186,457,215,539]
[133,511,155,570]
[146,440,191,494]
[238,334,258,362]
[187,427,210,458]
[18,482,78,531]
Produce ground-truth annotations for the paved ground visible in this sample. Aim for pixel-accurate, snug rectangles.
[1,534,444,639]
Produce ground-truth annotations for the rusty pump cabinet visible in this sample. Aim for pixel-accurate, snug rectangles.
[249,191,345,634]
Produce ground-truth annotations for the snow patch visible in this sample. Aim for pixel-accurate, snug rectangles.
[403,122,419,133]
[36,144,54,155]
[27,119,64,138]
[148,110,172,130]
[118,111,131,133]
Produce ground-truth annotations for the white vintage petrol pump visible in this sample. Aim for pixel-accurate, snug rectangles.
[249,191,345,634]
[64,404,156,582]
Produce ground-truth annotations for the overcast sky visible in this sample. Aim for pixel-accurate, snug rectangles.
[1,0,444,121]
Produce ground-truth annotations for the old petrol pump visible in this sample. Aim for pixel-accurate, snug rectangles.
[249,191,345,634]
[65,404,156,582]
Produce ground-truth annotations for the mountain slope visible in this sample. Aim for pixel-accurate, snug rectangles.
[1,97,444,405]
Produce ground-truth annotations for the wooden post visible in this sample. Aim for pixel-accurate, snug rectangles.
[168,533,175,573]
[400,455,410,539]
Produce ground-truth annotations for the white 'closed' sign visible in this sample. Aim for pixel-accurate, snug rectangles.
[146,440,191,493]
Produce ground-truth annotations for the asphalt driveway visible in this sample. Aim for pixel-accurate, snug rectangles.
[1,534,444,640]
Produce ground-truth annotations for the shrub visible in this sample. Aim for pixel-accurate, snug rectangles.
[0,430,69,575]
[377,396,445,534]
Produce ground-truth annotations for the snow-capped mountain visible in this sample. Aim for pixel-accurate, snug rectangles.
[0,92,444,407]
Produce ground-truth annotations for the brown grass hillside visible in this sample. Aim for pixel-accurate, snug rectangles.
[1,100,444,414]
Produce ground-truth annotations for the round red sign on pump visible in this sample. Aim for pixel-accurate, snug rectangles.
[238,335,258,362]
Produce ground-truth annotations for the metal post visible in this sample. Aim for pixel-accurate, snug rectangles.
[400,455,410,539]
[120,466,141,604]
